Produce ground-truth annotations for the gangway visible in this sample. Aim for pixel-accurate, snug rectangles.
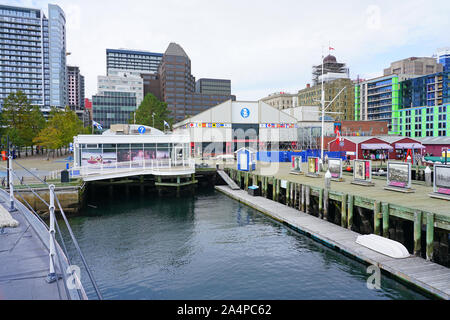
[217,170,240,190]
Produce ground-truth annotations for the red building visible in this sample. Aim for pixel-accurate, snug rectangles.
[416,137,450,157]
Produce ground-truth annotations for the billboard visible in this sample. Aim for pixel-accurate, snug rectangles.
[328,158,343,179]
[291,156,302,173]
[387,162,411,189]
[434,164,450,195]
[353,160,372,182]
[307,157,320,175]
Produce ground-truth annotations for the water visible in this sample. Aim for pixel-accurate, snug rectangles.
[60,189,428,300]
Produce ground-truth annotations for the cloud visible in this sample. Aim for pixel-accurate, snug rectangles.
[8,0,450,101]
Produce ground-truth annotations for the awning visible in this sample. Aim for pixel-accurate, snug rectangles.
[361,143,393,150]
[395,143,425,149]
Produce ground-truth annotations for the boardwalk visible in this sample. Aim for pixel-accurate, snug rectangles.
[0,189,84,300]
[216,185,450,300]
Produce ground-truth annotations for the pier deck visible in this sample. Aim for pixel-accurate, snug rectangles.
[0,189,82,300]
[216,185,450,300]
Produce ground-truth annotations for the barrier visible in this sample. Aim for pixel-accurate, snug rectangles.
[258,150,345,163]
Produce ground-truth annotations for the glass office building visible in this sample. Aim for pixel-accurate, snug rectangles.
[106,49,163,75]
[92,91,137,130]
[195,78,231,95]
[0,4,66,110]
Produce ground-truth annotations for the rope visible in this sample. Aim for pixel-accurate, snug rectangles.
[12,160,49,186]
[10,170,50,207]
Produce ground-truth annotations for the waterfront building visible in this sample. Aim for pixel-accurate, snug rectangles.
[383,57,443,77]
[106,49,163,75]
[173,100,298,156]
[298,78,355,121]
[260,92,297,110]
[67,65,85,111]
[312,54,349,86]
[159,42,235,122]
[97,71,144,106]
[0,4,67,110]
[195,78,231,96]
[92,91,137,130]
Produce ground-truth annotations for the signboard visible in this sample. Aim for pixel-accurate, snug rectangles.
[353,160,372,182]
[387,162,412,189]
[138,126,146,134]
[434,164,450,195]
[232,102,258,124]
[307,157,320,175]
[291,156,302,173]
[328,158,343,179]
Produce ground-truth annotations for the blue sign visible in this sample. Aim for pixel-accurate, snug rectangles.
[241,108,250,119]
[138,126,146,134]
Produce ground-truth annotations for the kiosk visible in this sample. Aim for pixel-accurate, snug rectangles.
[236,147,256,172]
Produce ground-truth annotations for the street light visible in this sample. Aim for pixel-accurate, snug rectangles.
[152,112,155,128]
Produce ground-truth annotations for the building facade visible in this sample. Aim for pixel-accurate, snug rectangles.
[106,49,163,75]
[159,43,234,122]
[297,78,355,121]
[384,57,443,77]
[260,92,297,110]
[97,71,144,106]
[92,91,137,130]
[67,66,84,110]
[312,54,349,86]
[435,48,450,72]
[0,4,66,111]
[195,78,231,95]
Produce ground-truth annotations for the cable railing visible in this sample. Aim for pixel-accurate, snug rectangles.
[5,156,103,300]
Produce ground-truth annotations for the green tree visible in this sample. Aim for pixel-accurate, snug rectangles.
[129,94,172,131]
[33,127,61,160]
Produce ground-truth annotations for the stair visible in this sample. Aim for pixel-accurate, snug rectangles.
[217,170,240,190]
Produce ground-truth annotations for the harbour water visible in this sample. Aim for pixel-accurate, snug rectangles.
[60,188,429,300]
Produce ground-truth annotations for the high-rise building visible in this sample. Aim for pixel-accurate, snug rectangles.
[435,48,450,72]
[97,71,144,106]
[0,4,67,111]
[159,43,234,122]
[383,57,443,77]
[106,49,163,75]
[312,55,349,86]
[67,66,85,110]
[92,91,137,130]
[196,78,231,95]
[297,79,355,121]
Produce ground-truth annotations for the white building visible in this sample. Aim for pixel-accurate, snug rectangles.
[97,71,144,106]
[173,100,298,156]
[282,106,320,122]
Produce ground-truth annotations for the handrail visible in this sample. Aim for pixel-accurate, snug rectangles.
[9,159,103,300]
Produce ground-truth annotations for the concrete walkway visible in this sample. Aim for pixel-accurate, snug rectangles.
[216,185,450,300]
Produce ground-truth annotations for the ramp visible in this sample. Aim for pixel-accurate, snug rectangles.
[217,170,240,190]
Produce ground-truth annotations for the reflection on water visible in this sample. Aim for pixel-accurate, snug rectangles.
[60,189,428,300]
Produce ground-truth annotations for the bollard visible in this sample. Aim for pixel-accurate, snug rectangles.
[46,184,58,283]
[425,166,432,187]
[324,170,331,190]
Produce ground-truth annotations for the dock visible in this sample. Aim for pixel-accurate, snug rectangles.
[0,188,85,300]
[215,185,450,300]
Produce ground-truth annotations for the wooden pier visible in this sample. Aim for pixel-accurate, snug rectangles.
[215,185,450,300]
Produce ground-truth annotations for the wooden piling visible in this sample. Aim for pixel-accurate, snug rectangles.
[272,178,276,201]
[341,194,347,228]
[323,189,329,221]
[293,183,297,209]
[374,201,381,236]
[301,185,305,212]
[286,182,290,206]
[318,188,323,219]
[305,186,310,214]
[245,172,249,191]
[414,211,423,256]
[426,212,434,261]
[382,203,389,238]
[348,195,354,230]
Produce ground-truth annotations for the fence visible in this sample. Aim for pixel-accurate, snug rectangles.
[258,150,346,163]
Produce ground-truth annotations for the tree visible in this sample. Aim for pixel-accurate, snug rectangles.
[129,94,172,131]
[33,127,61,160]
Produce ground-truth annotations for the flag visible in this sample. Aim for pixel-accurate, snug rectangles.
[329,46,335,51]
[164,120,170,128]
[92,120,103,131]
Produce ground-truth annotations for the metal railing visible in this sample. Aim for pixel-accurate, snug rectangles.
[72,158,196,177]
[7,157,103,300]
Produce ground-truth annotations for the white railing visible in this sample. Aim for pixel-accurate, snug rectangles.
[72,158,196,177]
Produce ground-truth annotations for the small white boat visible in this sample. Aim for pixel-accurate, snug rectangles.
[356,234,410,259]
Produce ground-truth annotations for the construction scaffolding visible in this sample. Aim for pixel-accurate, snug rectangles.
[312,55,349,86]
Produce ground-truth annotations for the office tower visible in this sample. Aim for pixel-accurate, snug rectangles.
[312,54,349,86]
[196,78,231,95]
[106,49,163,75]
[383,57,443,76]
[159,42,234,122]
[0,4,66,111]
[92,91,137,130]
[97,71,144,106]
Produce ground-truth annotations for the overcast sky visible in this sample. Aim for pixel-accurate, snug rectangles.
[9,0,450,100]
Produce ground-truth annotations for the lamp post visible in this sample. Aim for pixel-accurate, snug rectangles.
[152,112,155,128]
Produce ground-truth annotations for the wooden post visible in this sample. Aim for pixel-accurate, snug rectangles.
[341,194,347,228]
[245,172,249,191]
[305,186,310,214]
[293,183,297,209]
[414,211,423,256]
[348,195,354,230]
[323,189,329,221]
[374,201,381,235]
[301,185,305,212]
[276,179,280,202]
[286,182,290,206]
[272,178,276,201]
[382,203,389,238]
[426,212,434,261]
[318,188,323,219]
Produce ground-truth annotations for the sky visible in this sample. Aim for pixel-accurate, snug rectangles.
[7,0,450,100]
